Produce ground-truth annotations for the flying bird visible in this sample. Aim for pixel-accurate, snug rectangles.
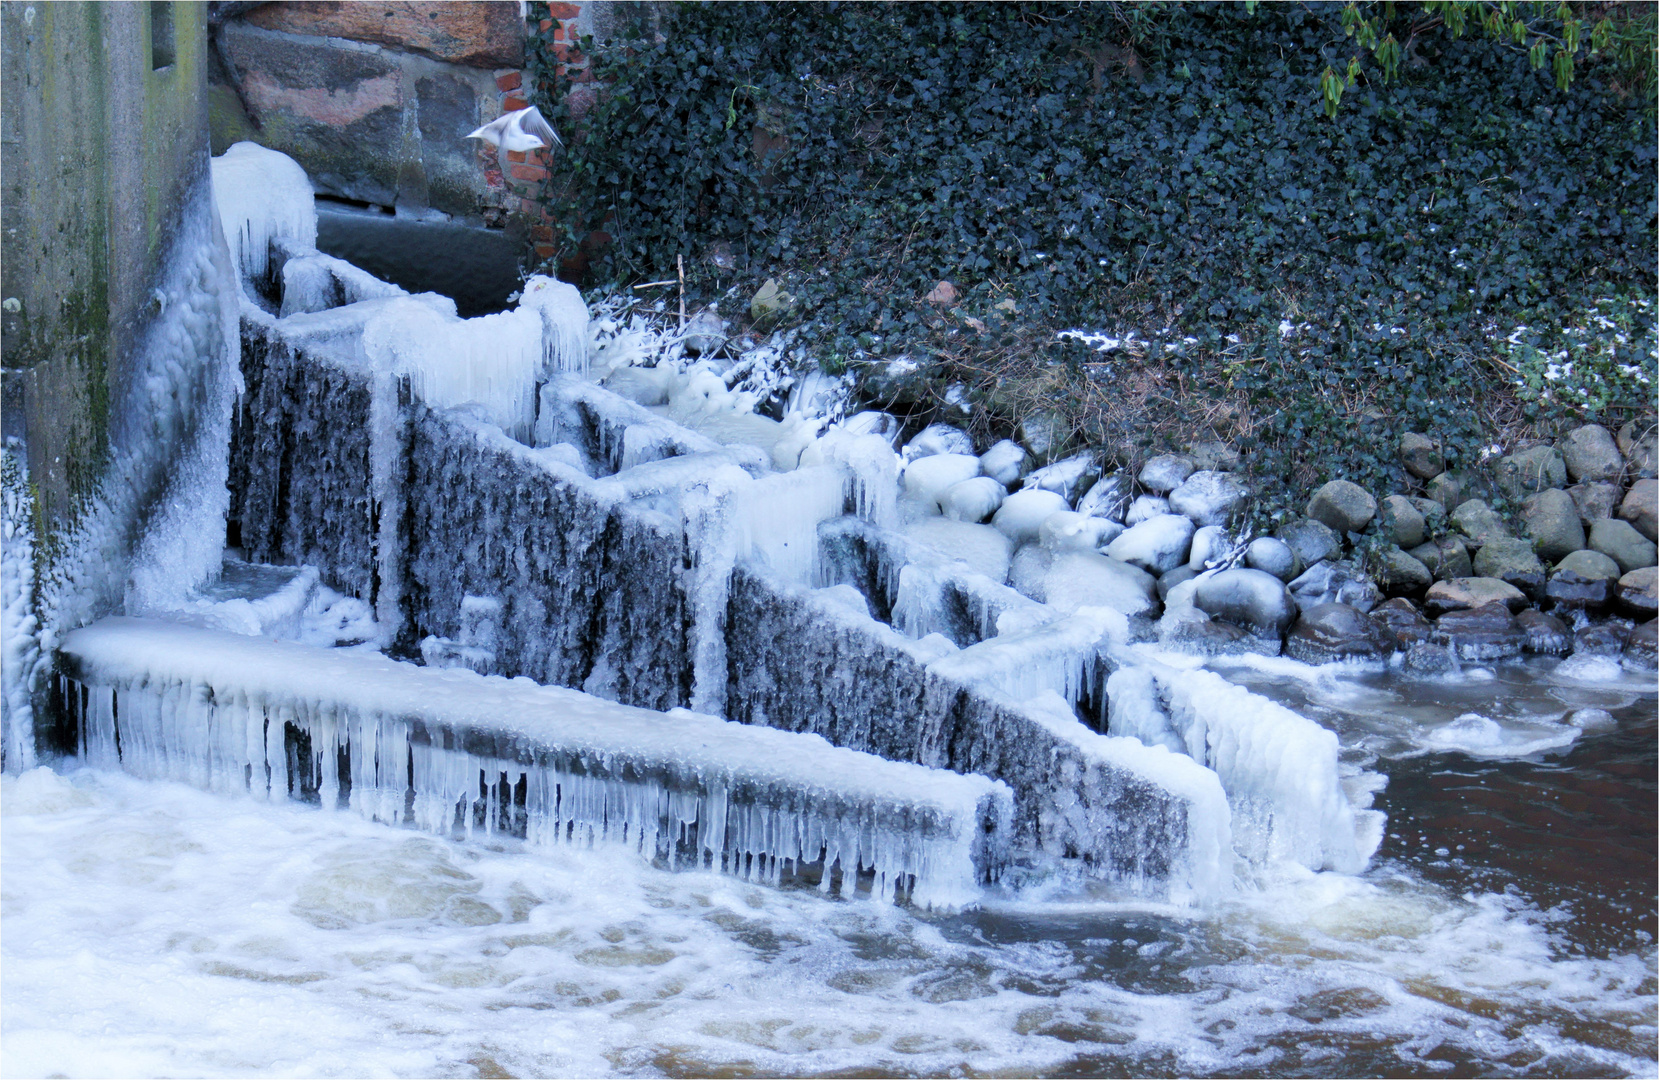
[467,105,562,176]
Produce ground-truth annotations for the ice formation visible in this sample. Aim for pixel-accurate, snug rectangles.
[211,142,317,286]
[61,617,1012,910]
[2,448,40,772]
[518,275,591,376]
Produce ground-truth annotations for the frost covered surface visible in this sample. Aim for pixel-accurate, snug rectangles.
[8,766,1651,1079]
[60,618,1012,910]
[2,447,41,772]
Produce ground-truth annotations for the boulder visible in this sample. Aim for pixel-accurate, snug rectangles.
[1624,618,1658,672]
[246,2,525,66]
[1616,566,1658,619]
[1042,551,1159,619]
[1075,472,1131,522]
[840,411,904,448]
[1104,513,1195,575]
[1193,567,1298,637]
[1399,432,1445,480]
[1159,608,1264,657]
[1567,481,1622,526]
[904,453,982,509]
[1307,479,1377,534]
[1409,537,1473,581]
[1619,478,1657,542]
[1371,597,1433,648]
[1574,622,1629,657]
[904,424,976,461]
[1168,471,1250,527]
[1038,510,1120,553]
[1423,577,1527,615]
[1017,410,1069,464]
[1471,536,1545,598]
[978,440,1029,487]
[1589,518,1658,574]
[1244,537,1298,582]
[1382,495,1426,549]
[1495,445,1567,500]
[1285,602,1395,663]
[1519,488,1585,563]
[1187,525,1233,571]
[1023,452,1099,505]
[1157,563,1199,601]
[1379,547,1433,596]
[941,476,1007,523]
[1008,543,1050,602]
[860,355,937,407]
[1617,422,1657,479]
[1277,518,1342,567]
[1125,495,1171,526]
[1514,609,1571,655]
[1409,496,1447,523]
[1431,601,1524,661]
[991,488,1069,545]
[1138,454,1196,494]
[1288,561,1379,613]
[1559,424,1623,483]
[1425,471,1465,511]
[1189,441,1240,472]
[1546,549,1621,610]
[1449,499,1512,548]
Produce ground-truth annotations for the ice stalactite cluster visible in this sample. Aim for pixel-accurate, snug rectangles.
[60,617,1011,910]
[2,447,41,773]
[518,275,591,377]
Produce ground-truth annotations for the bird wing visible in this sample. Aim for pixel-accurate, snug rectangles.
[518,105,563,149]
[466,113,512,145]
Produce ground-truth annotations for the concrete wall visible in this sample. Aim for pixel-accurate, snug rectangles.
[1,0,213,532]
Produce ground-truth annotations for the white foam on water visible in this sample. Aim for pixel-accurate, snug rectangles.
[4,767,1651,1079]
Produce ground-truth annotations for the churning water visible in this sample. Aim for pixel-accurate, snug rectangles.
[3,670,1653,1079]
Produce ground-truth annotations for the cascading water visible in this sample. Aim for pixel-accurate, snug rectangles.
[3,144,1652,1080]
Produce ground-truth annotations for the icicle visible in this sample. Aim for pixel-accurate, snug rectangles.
[519,275,591,377]
[210,142,316,287]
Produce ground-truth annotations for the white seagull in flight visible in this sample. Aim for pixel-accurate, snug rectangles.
[468,105,562,175]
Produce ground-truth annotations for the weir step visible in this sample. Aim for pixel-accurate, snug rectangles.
[58,617,1013,910]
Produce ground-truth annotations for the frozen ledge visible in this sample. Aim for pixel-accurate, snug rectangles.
[59,617,1013,910]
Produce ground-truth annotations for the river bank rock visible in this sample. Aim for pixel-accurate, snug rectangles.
[1560,423,1623,483]
[1620,478,1657,542]
[904,423,976,461]
[1169,470,1249,527]
[1024,452,1098,504]
[1278,518,1342,567]
[1432,601,1524,661]
[1194,567,1297,637]
[1573,622,1628,657]
[1074,471,1130,521]
[1289,561,1379,613]
[1618,422,1658,478]
[1307,480,1377,534]
[1104,513,1194,575]
[1399,432,1444,480]
[1568,481,1622,526]
[1372,597,1433,647]
[1545,550,1621,610]
[1383,495,1426,549]
[1125,495,1171,525]
[1625,618,1658,671]
[1286,602,1394,663]
[1188,525,1231,571]
[1617,566,1658,618]
[1410,537,1473,581]
[978,440,1028,487]
[1380,547,1434,595]
[991,488,1069,545]
[1471,536,1545,598]
[942,476,1006,523]
[1424,577,1527,615]
[1450,499,1512,548]
[1589,518,1658,574]
[1138,454,1195,494]
[1520,488,1585,563]
[1515,609,1571,655]
[1244,537,1298,581]
[1495,445,1567,500]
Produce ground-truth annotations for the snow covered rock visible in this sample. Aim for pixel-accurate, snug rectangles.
[991,488,1069,546]
[1039,509,1123,553]
[940,476,1007,523]
[1168,470,1249,527]
[1125,495,1171,526]
[1042,551,1158,618]
[1022,452,1098,504]
[1288,561,1380,614]
[1138,454,1195,494]
[978,439,1029,486]
[1187,524,1232,571]
[1244,536,1298,581]
[1193,567,1297,637]
[1075,472,1132,522]
[903,453,982,511]
[904,423,976,462]
[1104,513,1194,575]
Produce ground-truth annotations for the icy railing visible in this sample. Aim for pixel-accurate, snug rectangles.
[58,617,1013,910]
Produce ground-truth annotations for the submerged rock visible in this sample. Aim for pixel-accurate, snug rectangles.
[1371,597,1433,648]
[1193,567,1297,637]
[1285,602,1394,663]
[1624,618,1658,671]
[1432,601,1524,661]
[1573,622,1629,657]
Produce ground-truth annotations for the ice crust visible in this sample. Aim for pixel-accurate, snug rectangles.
[60,617,1012,909]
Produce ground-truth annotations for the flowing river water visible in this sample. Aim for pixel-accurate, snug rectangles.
[2,661,1654,1078]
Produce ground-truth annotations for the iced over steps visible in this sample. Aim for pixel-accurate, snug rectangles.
[59,618,1012,909]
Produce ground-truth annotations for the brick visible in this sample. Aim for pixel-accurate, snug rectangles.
[511,163,549,182]
[544,2,581,18]
[534,242,558,258]
[495,70,522,91]
[539,18,553,31]
[531,225,555,242]
[504,94,529,111]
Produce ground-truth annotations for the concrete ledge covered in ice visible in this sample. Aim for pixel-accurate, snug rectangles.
[59,617,1013,910]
